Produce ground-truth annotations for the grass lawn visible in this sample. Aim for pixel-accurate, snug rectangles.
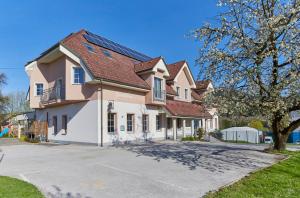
[205,151,300,198]
[0,176,44,198]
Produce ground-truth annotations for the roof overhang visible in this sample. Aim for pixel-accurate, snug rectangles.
[24,44,93,82]
[88,79,150,93]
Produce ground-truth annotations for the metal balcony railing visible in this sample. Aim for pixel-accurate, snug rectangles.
[40,86,65,104]
[153,89,166,102]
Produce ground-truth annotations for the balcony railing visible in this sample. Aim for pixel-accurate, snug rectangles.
[153,89,166,102]
[40,86,65,104]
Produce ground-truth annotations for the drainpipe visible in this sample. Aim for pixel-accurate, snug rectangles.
[100,79,103,147]
[97,79,104,147]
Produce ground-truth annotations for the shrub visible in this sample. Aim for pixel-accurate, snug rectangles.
[197,128,205,140]
[182,136,196,141]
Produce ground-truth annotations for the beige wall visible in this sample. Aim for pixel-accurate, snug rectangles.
[172,68,192,102]
[28,56,66,108]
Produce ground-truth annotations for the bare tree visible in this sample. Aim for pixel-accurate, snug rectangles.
[193,0,300,150]
[6,91,31,115]
[0,73,8,123]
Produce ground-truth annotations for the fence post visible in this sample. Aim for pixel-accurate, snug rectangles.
[246,130,248,143]
[236,131,237,143]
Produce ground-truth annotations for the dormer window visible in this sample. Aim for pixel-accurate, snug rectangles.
[83,43,95,53]
[176,87,180,97]
[154,77,163,100]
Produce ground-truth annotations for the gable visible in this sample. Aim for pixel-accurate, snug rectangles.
[152,59,170,77]
[174,63,196,88]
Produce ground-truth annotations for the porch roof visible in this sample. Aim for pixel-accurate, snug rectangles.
[165,100,212,118]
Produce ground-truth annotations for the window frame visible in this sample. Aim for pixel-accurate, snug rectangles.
[156,114,161,131]
[142,114,149,133]
[35,83,44,96]
[184,88,188,99]
[154,77,163,99]
[126,114,134,133]
[72,67,85,85]
[107,113,117,133]
[176,86,180,97]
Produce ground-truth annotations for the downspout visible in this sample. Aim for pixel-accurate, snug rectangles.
[100,79,103,147]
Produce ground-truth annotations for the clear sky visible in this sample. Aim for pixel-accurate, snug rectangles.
[0,0,219,94]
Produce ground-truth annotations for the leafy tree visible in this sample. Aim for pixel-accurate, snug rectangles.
[248,119,268,131]
[193,0,300,150]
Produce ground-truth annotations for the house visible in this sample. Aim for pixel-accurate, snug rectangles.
[9,111,35,138]
[25,29,218,145]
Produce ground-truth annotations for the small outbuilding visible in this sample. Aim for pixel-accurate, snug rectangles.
[221,127,261,144]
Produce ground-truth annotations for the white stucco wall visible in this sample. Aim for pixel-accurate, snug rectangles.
[35,100,98,144]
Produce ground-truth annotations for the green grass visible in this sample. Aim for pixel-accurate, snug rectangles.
[205,151,300,198]
[0,176,44,198]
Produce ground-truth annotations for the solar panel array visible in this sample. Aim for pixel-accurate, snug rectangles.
[84,31,152,62]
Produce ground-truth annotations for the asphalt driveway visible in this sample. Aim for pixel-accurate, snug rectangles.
[0,141,283,198]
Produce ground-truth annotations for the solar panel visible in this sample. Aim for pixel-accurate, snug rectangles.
[83,31,152,62]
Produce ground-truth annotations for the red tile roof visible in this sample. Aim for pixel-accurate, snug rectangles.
[166,61,186,81]
[166,84,177,95]
[61,30,151,90]
[166,100,211,118]
[195,80,211,90]
[191,90,203,101]
[134,57,162,73]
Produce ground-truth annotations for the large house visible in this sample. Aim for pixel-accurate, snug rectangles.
[25,29,218,145]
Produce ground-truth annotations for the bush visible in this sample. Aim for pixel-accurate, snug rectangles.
[197,128,205,140]
[182,136,196,141]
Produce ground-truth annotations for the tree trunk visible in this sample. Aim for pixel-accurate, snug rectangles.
[273,130,289,151]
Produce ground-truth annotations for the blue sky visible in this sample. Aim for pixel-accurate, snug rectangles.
[0,0,219,94]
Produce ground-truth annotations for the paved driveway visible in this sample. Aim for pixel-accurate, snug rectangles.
[0,141,283,198]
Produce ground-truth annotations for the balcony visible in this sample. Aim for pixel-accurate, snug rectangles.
[40,86,65,105]
[153,89,166,102]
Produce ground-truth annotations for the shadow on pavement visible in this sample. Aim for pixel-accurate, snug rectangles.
[118,142,273,172]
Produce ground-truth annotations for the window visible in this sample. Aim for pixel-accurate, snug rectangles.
[83,43,95,53]
[185,89,188,99]
[52,116,58,134]
[156,115,161,131]
[154,77,162,99]
[102,49,112,58]
[62,115,67,134]
[215,118,218,129]
[142,114,149,132]
[167,118,172,129]
[177,118,182,129]
[186,120,191,127]
[127,114,134,133]
[176,87,180,97]
[108,113,116,133]
[35,83,43,96]
[73,67,84,84]
[210,119,213,129]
